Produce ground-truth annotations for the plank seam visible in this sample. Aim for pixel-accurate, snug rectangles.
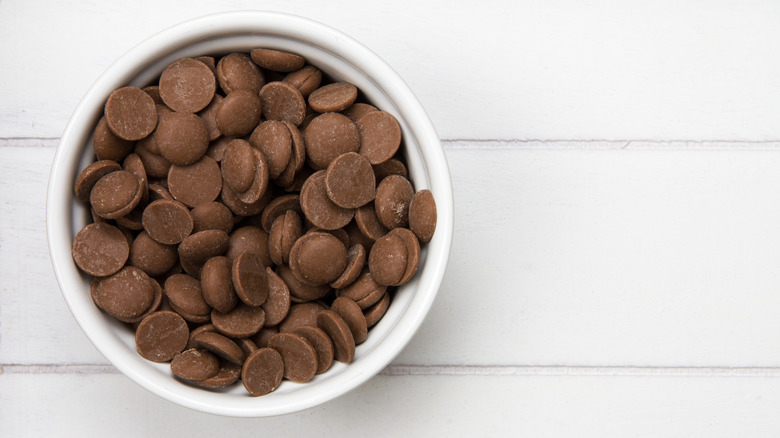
[5,364,780,377]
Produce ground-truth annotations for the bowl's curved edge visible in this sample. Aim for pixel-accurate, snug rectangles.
[46,10,454,417]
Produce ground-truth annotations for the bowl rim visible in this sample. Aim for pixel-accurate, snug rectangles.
[47,10,453,417]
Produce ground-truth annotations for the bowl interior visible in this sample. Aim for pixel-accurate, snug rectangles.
[47,12,453,417]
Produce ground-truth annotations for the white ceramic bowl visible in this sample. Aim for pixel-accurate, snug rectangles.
[46,12,453,416]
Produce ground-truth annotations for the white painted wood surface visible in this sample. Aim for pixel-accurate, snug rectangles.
[4,0,780,435]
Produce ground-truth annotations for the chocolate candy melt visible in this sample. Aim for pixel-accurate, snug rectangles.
[105,86,158,141]
[267,332,317,383]
[135,311,189,362]
[72,223,129,277]
[159,58,217,113]
[242,348,284,396]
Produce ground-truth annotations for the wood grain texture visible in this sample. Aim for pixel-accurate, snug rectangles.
[5,0,780,432]
[1,0,780,140]
[3,373,780,436]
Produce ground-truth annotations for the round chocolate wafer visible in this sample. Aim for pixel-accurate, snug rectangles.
[242,348,283,396]
[268,332,317,383]
[105,86,158,141]
[159,58,216,113]
[135,311,189,362]
[72,223,129,277]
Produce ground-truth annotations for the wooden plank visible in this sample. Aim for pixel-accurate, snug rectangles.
[1,0,780,140]
[3,372,780,436]
[7,142,780,367]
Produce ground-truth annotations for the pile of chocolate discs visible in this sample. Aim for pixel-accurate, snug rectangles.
[71,48,437,396]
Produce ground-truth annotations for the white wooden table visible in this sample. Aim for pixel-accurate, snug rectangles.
[4,1,780,435]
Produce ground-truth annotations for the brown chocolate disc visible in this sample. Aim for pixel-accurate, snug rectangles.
[408,189,437,243]
[220,178,273,217]
[178,230,230,277]
[236,150,269,204]
[345,220,375,253]
[216,53,265,94]
[206,136,232,162]
[187,323,217,350]
[325,152,376,208]
[171,348,220,381]
[190,362,242,389]
[90,170,143,219]
[193,331,246,365]
[308,82,358,113]
[267,332,317,383]
[211,303,266,338]
[168,156,223,207]
[355,203,389,241]
[164,273,212,318]
[148,183,172,202]
[156,112,209,166]
[237,338,259,358]
[299,170,354,230]
[95,266,155,322]
[250,48,305,72]
[277,265,331,302]
[128,277,164,324]
[390,227,421,285]
[197,93,223,141]
[263,267,291,326]
[283,65,322,98]
[304,113,360,170]
[242,348,284,396]
[354,283,387,310]
[330,244,366,289]
[159,58,217,113]
[93,116,135,162]
[368,232,408,286]
[259,193,301,232]
[72,223,129,277]
[284,121,306,173]
[117,202,144,230]
[258,81,306,126]
[289,232,348,286]
[232,251,269,306]
[249,120,293,179]
[134,141,172,179]
[198,256,236,313]
[215,90,262,137]
[373,158,408,181]
[129,230,178,277]
[317,310,355,363]
[363,292,390,328]
[191,201,233,234]
[357,111,402,165]
[135,311,189,362]
[122,153,149,203]
[252,326,279,349]
[142,199,193,245]
[336,271,386,304]
[342,103,378,122]
[104,86,158,141]
[374,175,414,229]
[195,56,217,75]
[278,301,327,333]
[143,85,162,104]
[268,210,302,266]
[90,277,103,309]
[221,139,256,193]
[226,226,271,266]
[292,325,334,375]
[331,296,368,345]
[169,301,210,324]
